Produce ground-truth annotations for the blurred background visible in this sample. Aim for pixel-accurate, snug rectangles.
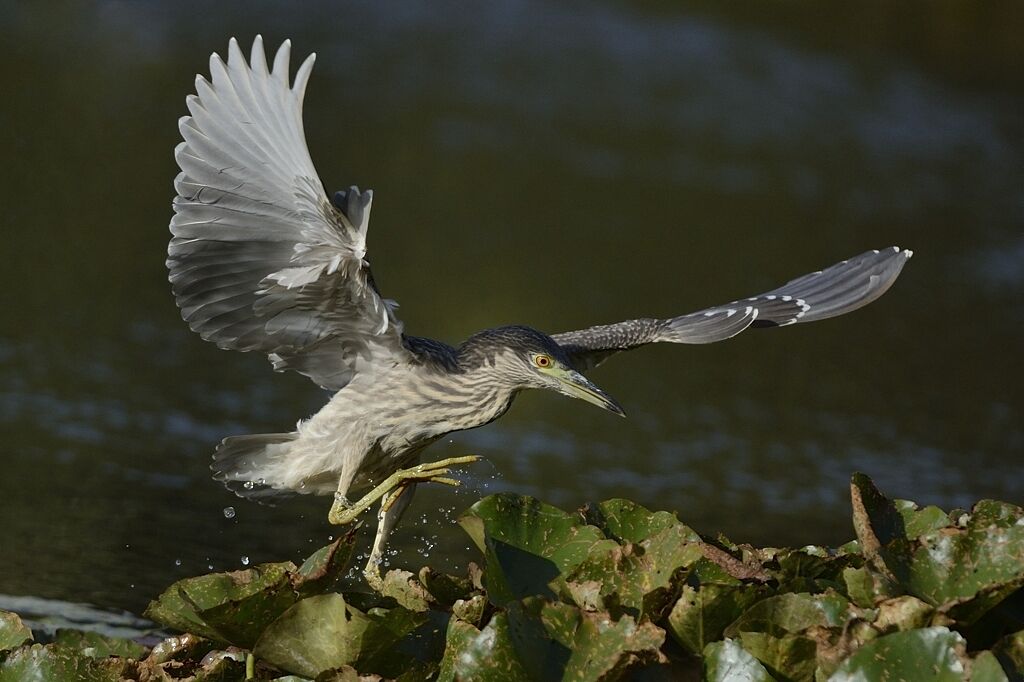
[1,1,1021,616]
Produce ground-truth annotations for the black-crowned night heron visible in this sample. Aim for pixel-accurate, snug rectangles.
[168,37,911,586]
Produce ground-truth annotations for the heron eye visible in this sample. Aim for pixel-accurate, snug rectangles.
[534,354,552,368]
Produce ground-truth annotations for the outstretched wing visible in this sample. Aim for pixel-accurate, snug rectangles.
[553,247,912,371]
[168,36,409,391]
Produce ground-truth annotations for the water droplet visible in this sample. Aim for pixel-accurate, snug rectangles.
[223,506,236,519]
[174,558,182,566]
[207,564,214,570]
[327,535,334,541]
[243,481,255,490]
[241,556,250,566]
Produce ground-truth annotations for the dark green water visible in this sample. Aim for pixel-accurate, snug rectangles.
[1,2,1021,615]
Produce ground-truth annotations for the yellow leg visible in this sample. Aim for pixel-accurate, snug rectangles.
[363,482,416,591]
[327,454,481,526]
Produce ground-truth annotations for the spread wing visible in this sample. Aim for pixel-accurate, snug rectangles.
[554,247,912,371]
[168,36,409,391]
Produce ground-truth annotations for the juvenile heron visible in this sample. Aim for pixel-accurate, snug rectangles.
[168,37,911,585]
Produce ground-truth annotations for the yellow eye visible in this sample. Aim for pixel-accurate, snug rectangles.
[534,354,553,368]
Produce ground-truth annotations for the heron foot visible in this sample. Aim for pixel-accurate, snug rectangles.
[327,454,481,526]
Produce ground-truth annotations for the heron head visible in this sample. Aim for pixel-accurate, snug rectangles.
[462,326,625,417]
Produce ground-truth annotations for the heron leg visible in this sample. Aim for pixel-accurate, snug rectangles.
[363,482,417,591]
[327,454,481,526]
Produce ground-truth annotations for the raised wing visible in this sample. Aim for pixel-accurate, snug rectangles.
[168,36,408,390]
[554,247,912,371]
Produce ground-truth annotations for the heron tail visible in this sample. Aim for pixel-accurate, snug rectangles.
[211,432,300,502]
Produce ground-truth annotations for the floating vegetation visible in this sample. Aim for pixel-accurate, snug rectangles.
[2,473,1024,680]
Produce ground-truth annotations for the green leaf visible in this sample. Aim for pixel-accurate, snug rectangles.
[896,500,1024,620]
[0,610,32,651]
[724,592,852,638]
[841,565,898,608]
[971,650,1009,682]
[459,494,617,604]
[448,611,531,682]
[871,595,934,633]
[418,566,474,607]
[144,561,298,647]
[666,583,768,654]
[702,639,773,682]
[849,473,905,579]
[737,631,818,682]
[294,534,356,598]
[894,499,951,540]
[828,626,967,681]
[437,617,483,682]
[0,644,126,681]
[53,629,147,659]
[993,630,1024,679]
[566,523,703,618]
[253,593,363,678]
[581,499,699,545]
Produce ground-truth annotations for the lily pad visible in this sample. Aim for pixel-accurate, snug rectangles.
[566,523,703,618]
[581,499,698,545]
[0,643,127,681]
[724,592,852,638]
[447,611,530,681]
[53,628,147,659]
[450,599,664,682]
[702,638,773,681]
[0,610,32,651]
[144,561,298,646]
[459,494,618,604]
[294,533,357,597]
[667,583,769,654]
[993,629,1024,679]
[828,626,967,681]
[971,650,1010,682]
[253,593,362,678]
[896,500,1024,618]
[894,499,951,540]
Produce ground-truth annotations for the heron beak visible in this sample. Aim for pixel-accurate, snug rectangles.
[550,369,626,417]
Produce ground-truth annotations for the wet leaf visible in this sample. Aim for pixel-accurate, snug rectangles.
[0,610,32,651]
[452,595,487,627]
[580,499,699,545]
[566,524,703,618]
[849,473,905,579]
[894,499,951,540]
[53,628,147,659]
[828,626,967,681]
[993,629,1024,678]
[253,593,362,678]
[546,603,665,680]
[294,534,357,598]
[437,616,482,682]
[144,561,298,646]
[971,650,1009,682]
[895,500,1024,619]
[666,583,769,654]
[702,638,772,681]
[841,565,898,608]
[724,592,852,638]
[448,611,530,681]
[0,643,127,681]
[378,569,433,612]
[872,596,934,633]
[737,630,818,681]
[418,566,474,607]
[459,494,617,604]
